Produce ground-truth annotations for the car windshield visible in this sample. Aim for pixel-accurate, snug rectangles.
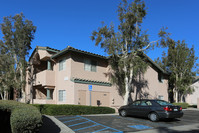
[156,100,173,106]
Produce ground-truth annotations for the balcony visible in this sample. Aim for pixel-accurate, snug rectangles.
[34,70,55,87]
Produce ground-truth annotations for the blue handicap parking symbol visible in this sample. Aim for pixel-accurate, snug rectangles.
[128,125,153,130]
[88,85,92,91]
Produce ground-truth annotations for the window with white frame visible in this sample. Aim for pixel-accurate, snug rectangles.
[158,95,164,100]
[84,59,97,72]
[59,58,66,71]
[58,90,66,102]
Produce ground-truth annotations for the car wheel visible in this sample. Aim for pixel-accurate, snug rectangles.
[120,110,127,117]
[149,112,159,122]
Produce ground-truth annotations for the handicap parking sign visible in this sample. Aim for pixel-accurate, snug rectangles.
[88,85,92,91]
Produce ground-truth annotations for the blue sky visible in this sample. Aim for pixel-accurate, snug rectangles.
[0,0,199,63]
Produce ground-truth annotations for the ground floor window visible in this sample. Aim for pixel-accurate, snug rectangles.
[59,90,66,102]
[158,95,164,100]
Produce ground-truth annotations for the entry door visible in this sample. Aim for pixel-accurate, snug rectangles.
[78,90,86,105]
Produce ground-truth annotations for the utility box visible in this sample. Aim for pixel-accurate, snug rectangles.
[97,100,101,107]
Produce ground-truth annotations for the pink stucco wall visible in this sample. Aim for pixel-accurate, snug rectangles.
[198,98,199,109]
[54,54,75,104]
[186,81,199,105]
[71,53,109,82]
[131,66,168,101]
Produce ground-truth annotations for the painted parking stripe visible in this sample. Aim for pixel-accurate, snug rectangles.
[113,115,166,127]
[73,124,99,131]
[77,116,123,133]
[68,121,90,127]
[128,125,153,130]
[63,118,82,123]
[92,127,109,133]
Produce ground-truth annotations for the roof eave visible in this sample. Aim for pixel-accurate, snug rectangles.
[51,46,107,60]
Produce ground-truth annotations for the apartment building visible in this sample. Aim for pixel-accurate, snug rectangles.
[25,46,169,109]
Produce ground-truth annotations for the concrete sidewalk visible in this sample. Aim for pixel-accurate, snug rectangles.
[39,115,74,133]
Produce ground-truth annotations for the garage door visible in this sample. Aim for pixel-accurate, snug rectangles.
[91,91,110,107]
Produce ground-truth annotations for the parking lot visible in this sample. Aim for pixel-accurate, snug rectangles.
[55,110,199,133]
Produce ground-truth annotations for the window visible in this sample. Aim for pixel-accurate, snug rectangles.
[140,100,152,106]
[146,101,152,106]
[158,95,164,100]
[59,59,66,71]
[140,101,147,106]
[84,59,97,72]
[158,73,163,83]
[156,100,172,106]
[132,101,141,106]
[58,90,66,102]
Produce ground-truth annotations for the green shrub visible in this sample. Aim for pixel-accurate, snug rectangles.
[172,102,189,109]
[188,105,197,108]
[0,100,42,133]
[33,104,115,115]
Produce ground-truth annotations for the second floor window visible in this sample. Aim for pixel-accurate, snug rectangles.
[59,59,66,71]
[158,73,163,83]
[84,59,97,72]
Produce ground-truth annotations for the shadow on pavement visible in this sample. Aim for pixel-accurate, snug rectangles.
[154,127,199,133]
[39,115,61,133]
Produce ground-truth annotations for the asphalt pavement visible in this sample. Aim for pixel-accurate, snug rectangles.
[39,108,199,133]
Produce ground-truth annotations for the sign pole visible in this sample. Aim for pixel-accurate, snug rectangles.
[88,85,92,106]
[90,91,91,106]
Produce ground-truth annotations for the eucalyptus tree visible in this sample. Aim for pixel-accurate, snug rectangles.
[0,13,36,100]
[91,0,167,105]
[0,41,15,99]
[155,40,197,102]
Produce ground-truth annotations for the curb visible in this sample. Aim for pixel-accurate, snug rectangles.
[183,108,199,111]
[44,115,75,133]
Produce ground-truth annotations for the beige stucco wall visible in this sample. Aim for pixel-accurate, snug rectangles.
[131,65,168,101]
[74,83,123,109]
[54,54,75,104]
[186,81,199,105]
[35,70,55,86]
[197,98,199,109]
[38,49,54,60]
[71,53,109,82]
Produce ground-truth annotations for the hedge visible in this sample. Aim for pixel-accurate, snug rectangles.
[33,104,115,115]
[172,102,189,109]
[0,100,42,133]
[188,104,197,108]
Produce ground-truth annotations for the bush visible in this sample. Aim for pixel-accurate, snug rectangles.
[172,102,189,109]
[0,100,42,133]
[188,105,197,108]
[33,104,115,115]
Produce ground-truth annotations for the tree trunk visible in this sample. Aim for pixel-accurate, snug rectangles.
[0,92,3,100]
[3,90,7,100]
[123,85,130,105]
[175,90,178,103]
[30,64,34,104]
[123,63,130,105]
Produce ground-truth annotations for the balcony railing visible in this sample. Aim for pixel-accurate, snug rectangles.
[34,70,55,86]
